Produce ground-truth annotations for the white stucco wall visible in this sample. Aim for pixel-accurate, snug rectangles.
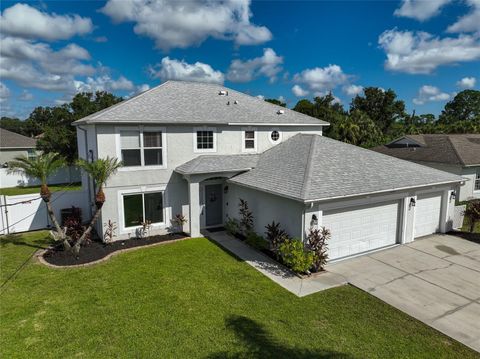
[225,184,304,239]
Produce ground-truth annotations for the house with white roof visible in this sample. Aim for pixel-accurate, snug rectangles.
[74,81,463,261]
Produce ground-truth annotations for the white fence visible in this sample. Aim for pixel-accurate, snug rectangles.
[453,205,466,230]
[0,166,81,188]
[0,190,90,235]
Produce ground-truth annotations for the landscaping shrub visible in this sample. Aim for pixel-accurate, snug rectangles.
[306,227,330,272]
[278,238,315,274]
[265,221,289,259]
[464,199,480,233]
[225,217,240,236]
[63,217,91,246]
[238,199,253,234]
[245,232,268,251]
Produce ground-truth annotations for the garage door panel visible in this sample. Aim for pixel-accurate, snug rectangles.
[324,201,400,260]
[415,193,442,238]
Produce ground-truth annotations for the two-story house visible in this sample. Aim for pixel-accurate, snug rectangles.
[74,81,463,261]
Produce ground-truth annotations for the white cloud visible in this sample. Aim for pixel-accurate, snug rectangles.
[226,48,283,83]
[457,76,477,88]
[19,90,33,101]
[0,82,10,103]
[291,84,309,97]
[394,0,451,21]
[74,75,135,93]
[413,85,450,105]
[378,29,480,74]
[256,94,265,100]
[278,95,286,103]
[292,65,349,94]
[0,3,93,41]
[100,0,272,50]
[447,0,480,33]
[149,57,224,84]
[136,84,150,93]
[343,84,364,96]
[94,36,108,43]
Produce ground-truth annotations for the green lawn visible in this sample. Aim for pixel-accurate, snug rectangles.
[0,183,82,196]
[0,232,477,358]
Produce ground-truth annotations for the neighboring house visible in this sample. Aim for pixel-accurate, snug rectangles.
[372,134,480,202]
[0,128,37,166]
[74,81,463,261]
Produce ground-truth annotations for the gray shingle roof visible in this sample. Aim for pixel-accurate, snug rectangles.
[176,154,260,175]
[0,128,37,149]
[372,134,480,166]
[73,81,328,126]
[228,134,463,202]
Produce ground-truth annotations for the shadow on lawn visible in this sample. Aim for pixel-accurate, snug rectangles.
[207,315,352,359]
[0,234,51,249]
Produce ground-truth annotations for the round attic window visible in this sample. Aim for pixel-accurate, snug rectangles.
[270,130,280,142]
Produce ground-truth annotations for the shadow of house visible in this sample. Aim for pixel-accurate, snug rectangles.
[0,233,51,249]
[207,315,352,359]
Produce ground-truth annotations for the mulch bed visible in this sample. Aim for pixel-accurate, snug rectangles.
[42,233,186,266]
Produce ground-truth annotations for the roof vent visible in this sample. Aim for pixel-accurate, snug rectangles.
[234,100,239,104]
[277,109,285,115]
[218,90,228,96]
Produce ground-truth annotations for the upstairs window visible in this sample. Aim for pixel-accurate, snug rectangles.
[194,127,216,152]
[243,129,256,151]
[120,129,164,167]
[475,170,480,191]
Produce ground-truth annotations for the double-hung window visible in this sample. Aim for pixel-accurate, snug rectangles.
[475,170,480,191]
[123,191,164,228]
[194,127,216,152]
[120,128,164,167]
[243,129,256,151]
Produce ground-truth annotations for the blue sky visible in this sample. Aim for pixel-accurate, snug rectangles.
[1,0,479,119]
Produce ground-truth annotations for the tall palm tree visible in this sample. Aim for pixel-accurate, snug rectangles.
[73,157,122,254]
[8,153,69,247]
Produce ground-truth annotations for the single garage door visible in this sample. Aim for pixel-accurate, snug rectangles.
[414,192,442,238]
[323,200,400,260]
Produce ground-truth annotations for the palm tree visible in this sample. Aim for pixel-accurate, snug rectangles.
[8,153,69,247]
[73,157,122,254]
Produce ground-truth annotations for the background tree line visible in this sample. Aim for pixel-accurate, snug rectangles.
[1,88,479,162]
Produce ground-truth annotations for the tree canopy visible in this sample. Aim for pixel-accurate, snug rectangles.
[438,90,480,124]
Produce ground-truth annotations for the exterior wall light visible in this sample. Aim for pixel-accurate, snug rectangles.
[223,185,229,194]
[311,214,318,227]
[450,191,456,201]
[409,198,416,208]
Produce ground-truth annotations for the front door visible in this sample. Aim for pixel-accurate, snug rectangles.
[205,184,223,226]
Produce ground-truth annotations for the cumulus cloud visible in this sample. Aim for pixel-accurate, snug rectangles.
[343,84,364,96]
[292,64,349,94]
[291,84,309,97]
[74,75,135,93]
[457,76,477,88]
[149,57,224,84]
[226,48,283,83]
[0,82,10,103]
[378,29,480,74]
[394,0,451,21]
[100,0,272,50]
[447,0,480,33]
[19,90,34,101]
[413,85,450,105]
[0,3,93,41]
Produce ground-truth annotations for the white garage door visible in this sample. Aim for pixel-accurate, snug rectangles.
[323,201,400,260]
[414,193,442,238]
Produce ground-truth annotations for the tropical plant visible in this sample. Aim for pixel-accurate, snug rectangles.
[306,227,330,272]
[103,219,117,244]
[7,153,68,248]
[245,232,268,251]
[169,214,187,234]
[64,216,91,246]
[463,199,480,233]
[264,221,288,258]
[238,199,253,235]
[72,157,122,255]
[278,238,315,274]
[225,217,239,236]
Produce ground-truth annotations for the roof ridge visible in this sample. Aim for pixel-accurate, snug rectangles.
[300,134,317,200]
[446,135,466,166]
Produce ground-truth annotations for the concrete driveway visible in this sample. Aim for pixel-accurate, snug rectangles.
[327,234,480,353]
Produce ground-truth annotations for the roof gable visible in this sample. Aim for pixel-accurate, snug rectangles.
[0,128,37,149]
[73,81,328,126]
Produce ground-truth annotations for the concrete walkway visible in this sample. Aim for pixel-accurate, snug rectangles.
[204,230,346,297]
[327,234,480,353]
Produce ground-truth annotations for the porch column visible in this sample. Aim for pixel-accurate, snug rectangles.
[188,181,201,237]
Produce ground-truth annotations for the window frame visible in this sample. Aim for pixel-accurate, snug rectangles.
[475,169,480,192]
[193,126,217,153]
[268,129,282,145]
[116,126,167,171]
[118,186,167,233]
[242,127,257,152]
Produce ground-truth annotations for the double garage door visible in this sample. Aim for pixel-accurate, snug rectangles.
[323,192,443,260]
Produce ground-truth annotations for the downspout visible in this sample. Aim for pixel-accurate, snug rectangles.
[77,126,93,219]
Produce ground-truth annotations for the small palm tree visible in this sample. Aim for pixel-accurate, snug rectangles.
[8,153,69,247]
[73,157,122,254]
